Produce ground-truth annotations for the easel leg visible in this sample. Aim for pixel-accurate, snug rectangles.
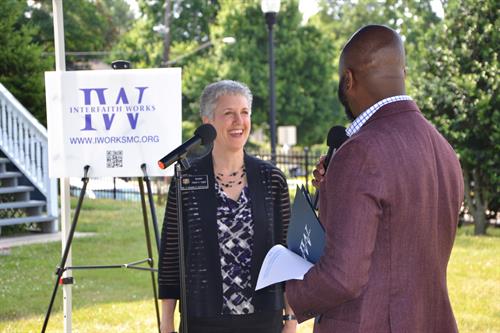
[138,177,161,333]
[41,166,90,333]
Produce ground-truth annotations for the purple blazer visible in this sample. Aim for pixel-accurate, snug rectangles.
[287,100,464,333]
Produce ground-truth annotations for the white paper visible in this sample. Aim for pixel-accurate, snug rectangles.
[255,244,314,291]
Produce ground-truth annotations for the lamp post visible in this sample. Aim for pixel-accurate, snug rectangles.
[261,0,280,165]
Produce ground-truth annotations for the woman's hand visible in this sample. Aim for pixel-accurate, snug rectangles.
[282,293,298,333]
[160,319,175,333]
[282,319,298,333]
[311,155,327,189]
[160,299,176,333]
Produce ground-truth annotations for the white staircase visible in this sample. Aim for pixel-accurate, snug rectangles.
[0,83,58,234]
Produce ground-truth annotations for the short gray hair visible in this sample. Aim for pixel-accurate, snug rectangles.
[199,80,253,119]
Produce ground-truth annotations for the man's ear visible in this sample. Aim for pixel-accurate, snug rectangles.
[345,69,354,91]
[202,116,210,124]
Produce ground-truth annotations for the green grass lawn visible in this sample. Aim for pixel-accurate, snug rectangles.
[0,198,499,332]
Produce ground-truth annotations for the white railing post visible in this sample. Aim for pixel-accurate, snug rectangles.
[7,107,13,152]
[1,100,6,145]
[0,83,58,234]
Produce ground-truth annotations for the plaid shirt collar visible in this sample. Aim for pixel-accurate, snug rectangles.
[346,95,413,137]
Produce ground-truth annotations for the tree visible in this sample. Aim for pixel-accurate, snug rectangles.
[0,0,135,125]
[116,0,339,146]
[109,17,163,68]
[27,0,134,69]
[137,0,219,44]
[412,0,499,234]
[95,0,135,48]
[202,0,340,145]
[114,0,220,68]
[313,0,441,95]
[0,0,52,124]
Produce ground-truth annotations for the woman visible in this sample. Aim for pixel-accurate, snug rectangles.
[158,80,297,333]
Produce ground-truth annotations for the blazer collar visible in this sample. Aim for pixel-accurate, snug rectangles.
[365,99,420,126]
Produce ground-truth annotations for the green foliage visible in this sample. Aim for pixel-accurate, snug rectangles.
[3,0,496,228]
[95,0,136,47]
[26,0,135,70]
[201,0,340,145]
[120,0,340,145]
[0,0,135,124]
[27,0,134,53]
[138,0,219,43]
[113,0,219,67]
[313,0,440,96]
[315,0,499,233]
[181,120,198,141]
[412,0,499,232]
[0,0,52,124]
[110,18,164,68]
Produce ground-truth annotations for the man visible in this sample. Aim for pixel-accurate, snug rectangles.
[286,25,464,333]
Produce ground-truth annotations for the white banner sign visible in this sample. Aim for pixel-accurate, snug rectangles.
[45,68,182,178]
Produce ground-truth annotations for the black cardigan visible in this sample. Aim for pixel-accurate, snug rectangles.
[158,152,291,317]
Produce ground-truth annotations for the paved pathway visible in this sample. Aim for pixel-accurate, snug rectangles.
[0,232,94,254]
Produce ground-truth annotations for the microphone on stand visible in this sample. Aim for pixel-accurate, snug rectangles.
[157,124,217,170]
[313,125,348,209]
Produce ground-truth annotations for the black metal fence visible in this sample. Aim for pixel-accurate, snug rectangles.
[69,148,323,201]
[251,148,322,192]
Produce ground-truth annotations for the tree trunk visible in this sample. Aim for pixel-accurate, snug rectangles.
[473,205,488,235]
[156,178,164,205]
[162,0,172,66]
[465,169,489,235]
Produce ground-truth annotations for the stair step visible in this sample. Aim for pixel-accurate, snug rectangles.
[0,157,9,164]
[0,200,46,210]
[0,215,56,227]
[0,171,23,179]
[0,186,34,195]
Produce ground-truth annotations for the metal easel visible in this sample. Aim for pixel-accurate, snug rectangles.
[41,164,161,333]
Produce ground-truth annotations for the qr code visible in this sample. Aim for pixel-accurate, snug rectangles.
[106,150,123,168]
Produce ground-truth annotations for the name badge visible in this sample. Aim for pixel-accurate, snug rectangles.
[180,174,209,191]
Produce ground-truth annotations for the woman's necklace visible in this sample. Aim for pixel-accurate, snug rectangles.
[215,165,246,188]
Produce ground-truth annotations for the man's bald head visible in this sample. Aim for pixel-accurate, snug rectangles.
[337,25,407,119]
[340,25,405,75]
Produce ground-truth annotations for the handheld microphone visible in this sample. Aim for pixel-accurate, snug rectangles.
[157,124,217,170]
[313,125,348,209]
[324,125,348,170]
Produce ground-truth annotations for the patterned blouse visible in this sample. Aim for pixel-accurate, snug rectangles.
[215,182,255,315]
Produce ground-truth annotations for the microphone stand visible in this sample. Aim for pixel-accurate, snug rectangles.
[175,157,191,333]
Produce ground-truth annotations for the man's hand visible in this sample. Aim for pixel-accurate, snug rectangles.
[311,155,327,189]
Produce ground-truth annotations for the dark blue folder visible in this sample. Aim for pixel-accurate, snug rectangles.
[286,186,325,264]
